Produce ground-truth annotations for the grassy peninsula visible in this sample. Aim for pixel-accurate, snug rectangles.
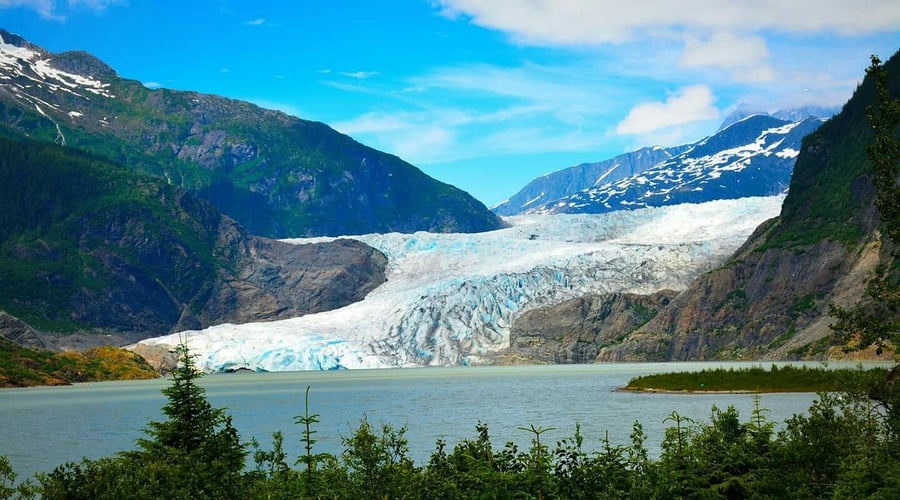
[623,364,891,393]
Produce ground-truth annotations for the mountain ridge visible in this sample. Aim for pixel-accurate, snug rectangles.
[496,109,829,217]
[0,135,388,348]
[491,145,688,216]
[526,114,824,215]
[0,29,503,237]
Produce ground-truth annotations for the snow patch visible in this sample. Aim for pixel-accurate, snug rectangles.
[776,148,799,159]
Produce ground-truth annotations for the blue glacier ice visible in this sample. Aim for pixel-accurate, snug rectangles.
[134,196,785,372]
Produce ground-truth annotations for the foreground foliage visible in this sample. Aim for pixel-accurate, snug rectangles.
[0,338,159,387]
[624,364,890,393]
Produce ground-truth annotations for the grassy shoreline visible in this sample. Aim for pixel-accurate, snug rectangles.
[622,364,891,393]
[0,338,160,387]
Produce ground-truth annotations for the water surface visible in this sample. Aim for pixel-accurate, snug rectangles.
[1,362,875,480]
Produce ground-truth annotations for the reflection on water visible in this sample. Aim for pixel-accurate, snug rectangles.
[0,362,883,480]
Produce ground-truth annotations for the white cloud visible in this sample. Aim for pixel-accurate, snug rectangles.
[437,1,900,44]
[436,0,900,81]
[142,81,162,89]
[245,18,266,26]
[679,32,775,82]
[615,85,719,136]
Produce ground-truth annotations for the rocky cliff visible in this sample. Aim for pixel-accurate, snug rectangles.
[494,290,677,364]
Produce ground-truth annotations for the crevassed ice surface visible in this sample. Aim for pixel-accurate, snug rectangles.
[135,196,784,372]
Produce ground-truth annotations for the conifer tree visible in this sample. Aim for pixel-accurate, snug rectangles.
[138,341,226,453]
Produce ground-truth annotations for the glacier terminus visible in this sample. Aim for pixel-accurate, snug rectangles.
[134,196,785,372]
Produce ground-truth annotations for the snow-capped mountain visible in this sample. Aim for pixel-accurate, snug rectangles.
[133,196,785,372]
[530,115,825,215]
[491,145,688,216]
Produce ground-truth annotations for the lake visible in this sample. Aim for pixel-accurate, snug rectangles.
[0,362,873,481]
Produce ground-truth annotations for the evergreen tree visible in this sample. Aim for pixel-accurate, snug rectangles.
[133,340,247,495]
[138,341,233,454]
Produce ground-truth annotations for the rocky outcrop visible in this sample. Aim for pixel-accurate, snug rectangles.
[196,233,388,329]
[596,223,874,361]
[495,290,677,364]
[0,312,54,350]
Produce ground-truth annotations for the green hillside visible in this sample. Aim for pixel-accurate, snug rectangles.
[0,30,503,237]
[0,135,224,333]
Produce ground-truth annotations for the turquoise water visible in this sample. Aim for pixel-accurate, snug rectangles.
[0,362,873,480]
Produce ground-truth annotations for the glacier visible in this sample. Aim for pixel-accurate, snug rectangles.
[134,196,785,372]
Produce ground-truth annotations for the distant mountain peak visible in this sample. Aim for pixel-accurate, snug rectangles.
[522,114,824,215]
[491,144,688,216]
[717,105,838,132]
[0,29,115,101]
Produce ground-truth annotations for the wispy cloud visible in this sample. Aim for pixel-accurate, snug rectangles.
[0,0,57,19]
[0,0,122,20]
[244,18,266,26]
[68,0,120,10]
[142,81,162,89]
[331,62,629,164]
[436,0,900,82]
[339,71,380,79]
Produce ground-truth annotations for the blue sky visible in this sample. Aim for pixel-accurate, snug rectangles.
[1,1,898,206]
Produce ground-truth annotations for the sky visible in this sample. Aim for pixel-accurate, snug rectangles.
[0,1,898,207]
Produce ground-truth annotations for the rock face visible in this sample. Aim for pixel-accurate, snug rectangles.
[499,291,677,363]
[0,312,53,350]
[197,235,388,330]
[595,226,871,361]
[0,29,502,237]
